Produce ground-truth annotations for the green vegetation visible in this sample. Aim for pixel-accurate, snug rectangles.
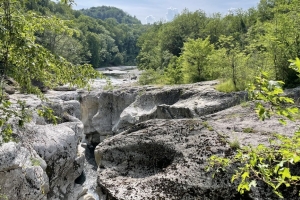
[0,100,32,143]
[103,78,114,91]
[181,37,214,83]
[228,138,240,150]
[136,0,300,89]
[37,106,60,124]
[202,121,214,131]
[30,157,41,166]
[24,0,147,67]
[207,61,300,198]
[80,6,141,24]
[0,189,7,200]
[240,101,250,108]
[0,0,100,143]
[242,127,255,133]
[215,79,237,93]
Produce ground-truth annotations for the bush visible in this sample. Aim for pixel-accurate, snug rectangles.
[215,79,238,93]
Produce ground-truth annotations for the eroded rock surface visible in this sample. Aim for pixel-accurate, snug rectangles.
[1,81,299,200]
[95,119,238,200]
[0,142,48,200]
[81,81,247,144]
[0,91,86,200]
[94,103,300,200]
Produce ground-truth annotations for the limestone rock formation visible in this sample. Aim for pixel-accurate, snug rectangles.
[95,119,237,200]
[81,81,247,144]
[0,91,85,200]
[80,88,138,144]
[24,122,85,199]
[0,81,299,199]
[94,103,300,200]
[0,142,49,200]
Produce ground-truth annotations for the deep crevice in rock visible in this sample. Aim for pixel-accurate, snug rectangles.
[75,171,86,185]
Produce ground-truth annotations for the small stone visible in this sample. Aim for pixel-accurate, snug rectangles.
[4,85,15,94]
[83,193,96,200]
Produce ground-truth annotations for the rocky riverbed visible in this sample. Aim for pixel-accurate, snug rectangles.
[0,76,300,199]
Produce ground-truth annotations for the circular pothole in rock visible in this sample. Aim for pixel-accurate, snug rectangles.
[104,141,180,178]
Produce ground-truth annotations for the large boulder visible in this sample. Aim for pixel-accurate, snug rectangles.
[95,119,238,199]
[80,88,138,144]
[24,122,85,199]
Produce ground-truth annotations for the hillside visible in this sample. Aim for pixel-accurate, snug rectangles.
[22,0,146,67]
[80,6,141,25]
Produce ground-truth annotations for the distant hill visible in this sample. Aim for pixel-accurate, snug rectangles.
[80,6,141,24]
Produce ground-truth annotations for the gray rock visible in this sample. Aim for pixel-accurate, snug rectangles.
[95,119,237,200]
[94,101,300,200]
[4,85,15,94]
[80,81,246,144]
[23,121,85,199]
[53,86,77,91]
[0,142,49,200]
[81,89,138,144]
[0,91,85,200]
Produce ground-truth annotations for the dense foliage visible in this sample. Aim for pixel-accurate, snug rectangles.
[24,0,147,67]
[0,0,99,143]
[136,1,300,197]
[137,0,300,89]
[80,6,141,25]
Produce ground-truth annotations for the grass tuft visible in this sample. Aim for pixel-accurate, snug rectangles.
[215,79,237,93]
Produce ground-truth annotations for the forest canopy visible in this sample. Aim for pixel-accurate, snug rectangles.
[24,0,146,68]
[136,0,300,89]
[80,6,141,25]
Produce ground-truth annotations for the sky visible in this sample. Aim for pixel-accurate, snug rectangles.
[73,0,260,24]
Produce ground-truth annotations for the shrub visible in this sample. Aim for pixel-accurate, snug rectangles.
[215,79,238,93]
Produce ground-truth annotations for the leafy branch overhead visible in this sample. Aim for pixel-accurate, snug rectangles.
[0,0,99,94]
[247,71,298,124]
[0,0,100,143]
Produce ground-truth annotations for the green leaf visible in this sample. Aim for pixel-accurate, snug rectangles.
[241,171,249,181]
[293,155,300,163]
[274,190,284,199]
[278,119,287,125]
[279,168,291,179]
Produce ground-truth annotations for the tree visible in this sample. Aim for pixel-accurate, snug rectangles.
[0,0,99,142]
[59,0,75,7]
[163,56,183,84]
[181,37,214,83]
[86,32,101,67]
[216,35,245,89]
[80,6,141,25]
[259,2,300,86]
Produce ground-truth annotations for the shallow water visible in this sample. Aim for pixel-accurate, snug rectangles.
[91,66,140,88]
